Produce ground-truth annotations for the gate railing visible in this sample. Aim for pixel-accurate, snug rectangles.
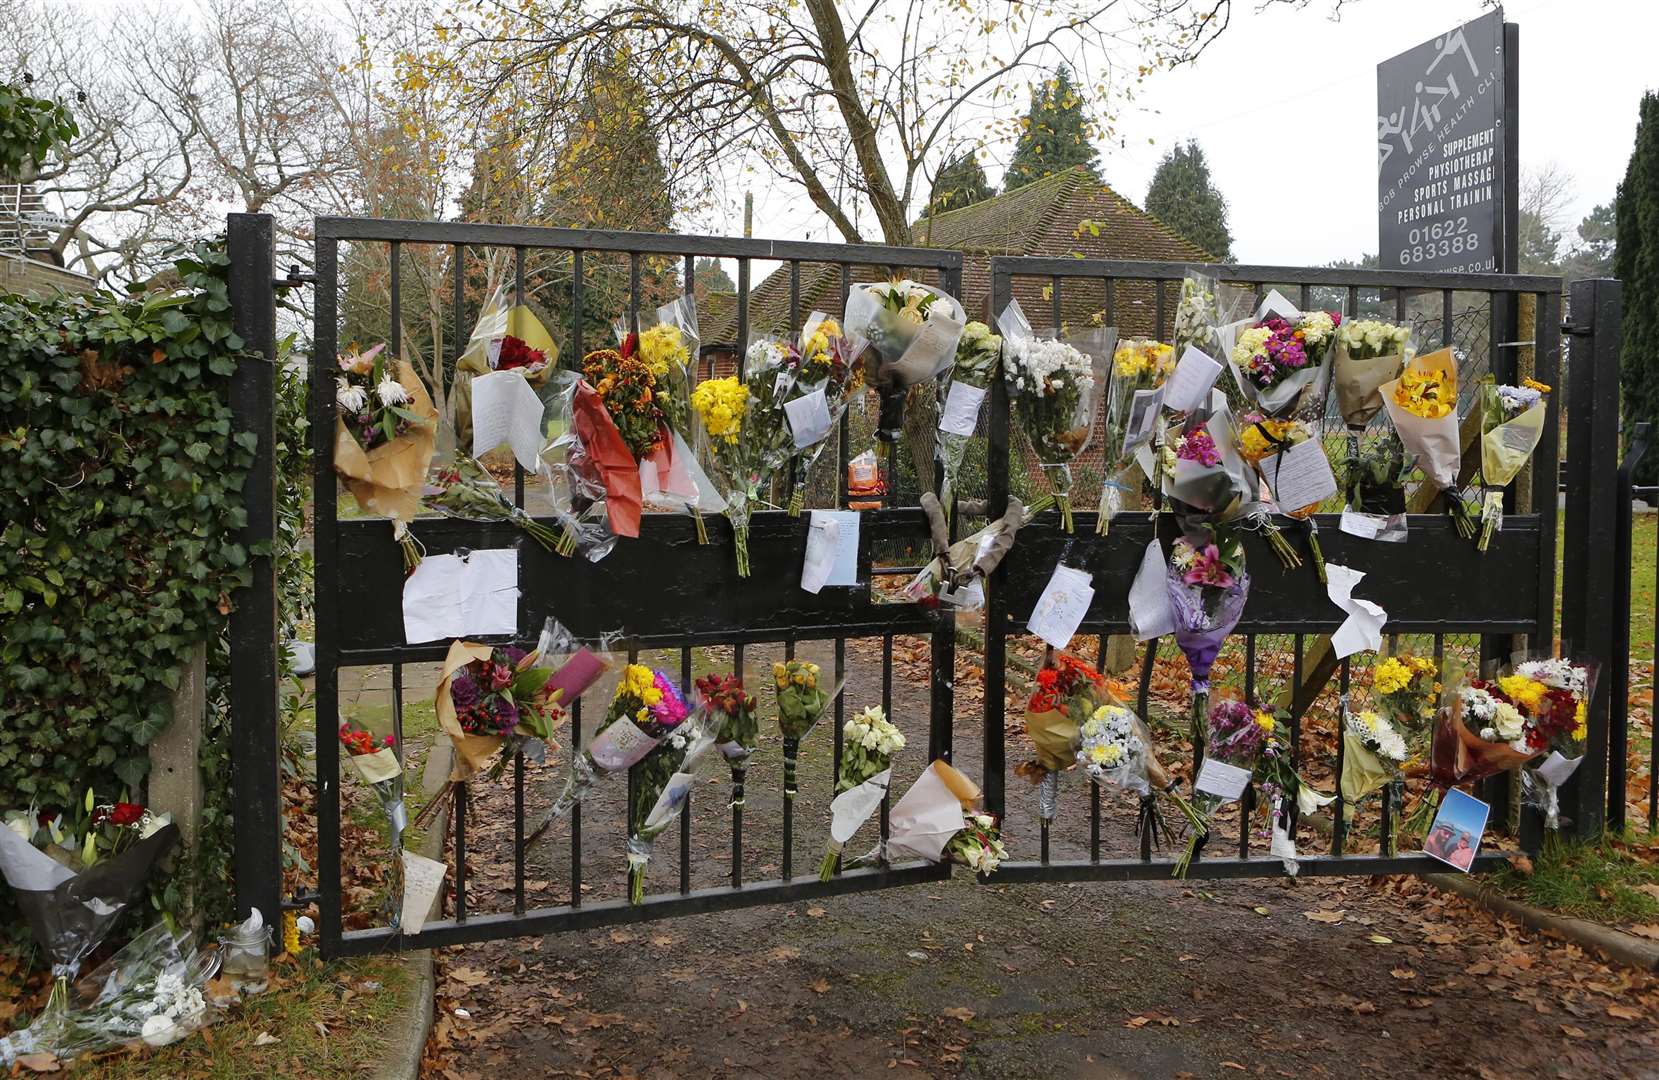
[983,256,1573,880]
[224,211,1629,954]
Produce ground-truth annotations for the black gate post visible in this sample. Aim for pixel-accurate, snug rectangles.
[226,213,284,922]
[1560,277,1624,840]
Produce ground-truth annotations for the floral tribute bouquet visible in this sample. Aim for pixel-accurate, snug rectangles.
[1380,347,1472,536]
[1174,698,1289,877]
[1172,268,1252,359]
[1509,655,1596,830]
[1075,701,1204,849]
[937,320,1002,518]
[425,448,564,553]
[1338,431,1412,528]
[1238,415,1336,580]
[628,690,716,904]
[1339,698,1410,852]
[339,720,407,919]
[450,282,559,450]
[1472,377,1551,551]
[781,313,866,515]
[843,278,967,446]
[1332,319,1412,430]
[818,706,906,880]
[0,794,180,1021]
[884,761,1006,875]
[1097,337,1176,536]
[697,673,759,807]
[331,342,438,569]
[525,663,695,848]
[1158,405,1257,530]
[775,658,836,800]
[0,922,219,1068]
[1165,526,1250,753]
[1225,292,1340,417]
[998,297,1109,532]
[1372,652,1442,746]
[1016,651,1112,825]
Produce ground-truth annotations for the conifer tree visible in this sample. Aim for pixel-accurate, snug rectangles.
[1003,67,1099,193]
[1616,92,1659,483]
[1144,140,1233,259]
[927,150,993,215]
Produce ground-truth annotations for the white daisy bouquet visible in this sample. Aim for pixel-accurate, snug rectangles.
[1076,702,1204,848]
[331,342,438,568]
[1339,698,1409,852]
[818,706,906,881]
[998,297,1108,532]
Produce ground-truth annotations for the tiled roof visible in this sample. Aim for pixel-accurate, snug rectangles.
[701,166,1215,344]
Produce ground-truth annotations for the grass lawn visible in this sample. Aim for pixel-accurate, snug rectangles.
[1489,832,1659,926]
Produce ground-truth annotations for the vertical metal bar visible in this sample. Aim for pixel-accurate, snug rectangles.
[839,265,853,509]
[680,646,693,894]
[570,695,583,907]
[513,751,525,915]
[388,241,402,357]
[1103,278,1116,327]
[782,637,794,880]
[984,264,1012,818]
[831,636,846,875]
[391,664,404,759]
[1154,279,1167,341]
[450,244,464,395]
[514,246,526,507]
[454,781,468,922]
[789,261,802,331]
[880,633,894,855]
[736,258,751,359]
[1346,285,1358,320]
[1333,659,1350,856]
[629,251,642,334]
[732,643,745,887]
[1441,290,1454,350]
[228,213,284,930]
[571,250,585,361]
[1244,634,1257,703]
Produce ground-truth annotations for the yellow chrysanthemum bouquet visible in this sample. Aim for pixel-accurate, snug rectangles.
[1380,346,1472,536]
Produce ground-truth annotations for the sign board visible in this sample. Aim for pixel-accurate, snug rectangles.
[1377,10,1508,273]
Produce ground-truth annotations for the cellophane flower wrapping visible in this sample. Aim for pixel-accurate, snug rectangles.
[1222,292,1340,419]
[536,664,691,839]
[1337,428,1411,537]
[774,658,839,799]
[339,720,407,924]
[628,687,717,903]
[819,706,906,880]
[1074,701,1203,849]
[1018,652,1112,823]
[1165,527,1250,749]
[997,297,1109,532]
[1507,654,1595,830]
[1174,699,1283,877]
[450,281,559,451]
[1160,405,1256,523]
[1475,376,1550,549]
[843,279,967,443]
[1339,698,1409,852]
[1332,319,1411,429]
[782,312,867,514]
[0,818,180,1010]
[538,371,620,561]
[1173,268,1253,359]
[0,922,220,1067]
[696,673,759,807]
[937,320,1003,516]
[425,443,564,553]
[1098,338,1175,533]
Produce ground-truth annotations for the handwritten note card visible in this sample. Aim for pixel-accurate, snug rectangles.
[1163,347,1223,413]
[939,381,988,436]
[1261,438,1338,512]
[1026,564,1094,650]
[1194,758,1252,802]
[802,510,859,593]
[402,549,518,643]
[400,850,447,934]
[471,370,547,470]
[1127,539,1175,641]
[785,387,833,449]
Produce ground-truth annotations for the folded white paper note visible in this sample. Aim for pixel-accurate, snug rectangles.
[1256,288,1302,322]
[1027,564,1094,650]
[1195,758,1252,801]
[402,549,519,643]
[940,578,985,611]
[471,370,547,471]
[1260,438,1338,512]
[939,381,988,437]
[1537,751,1583,787]
[1325,562,1387,659]
[785,387,833,449]
[400,849,447,934]
[802,510,859,593]
[1163,346,1223,414]
[1128,539,1175,641]
[1339,507,1408,543]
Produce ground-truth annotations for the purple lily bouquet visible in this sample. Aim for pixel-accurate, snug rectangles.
[1166,526,1250,754]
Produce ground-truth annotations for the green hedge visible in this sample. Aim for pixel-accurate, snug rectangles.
[0,241,255,841]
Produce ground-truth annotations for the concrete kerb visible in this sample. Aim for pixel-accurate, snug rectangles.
[376,791,449,1080]
[1426,871,1659,973]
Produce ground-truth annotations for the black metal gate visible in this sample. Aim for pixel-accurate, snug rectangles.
[223,215,1625,959]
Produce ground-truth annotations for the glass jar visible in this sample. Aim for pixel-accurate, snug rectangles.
[219,919,271,995]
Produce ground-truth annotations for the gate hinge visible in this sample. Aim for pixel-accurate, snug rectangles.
[1560,321,1591,338]
[276,265,316,289]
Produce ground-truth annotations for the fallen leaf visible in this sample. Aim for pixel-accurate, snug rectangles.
[810,979,831,994]
[254,1032,280,1046]
[768,946,801,962]
[1351,1001,1377,1015]
[1390,969,1417,981]
[1607,1003,1644,1020]
[1222,1064,1248,1072]
[1561,1025,1587,1037]
[1302,910,1345,924]
[1252,906,1270,916]
[1126,1016,1151,1029]
[806,906,827,918]
[450,967,488,986]
[609,929,636,944]
[1507,854,1534,875]
[941,1007,975,1022]
[1626,924,1659,941]
[17,1053,60,1073]
[1368,935,1394,945]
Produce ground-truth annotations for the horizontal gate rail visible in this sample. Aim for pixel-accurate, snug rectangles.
[984,255,1565,880]
[309,217,964,958]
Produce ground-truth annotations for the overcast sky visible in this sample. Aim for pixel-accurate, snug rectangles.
[720,0,1655,267]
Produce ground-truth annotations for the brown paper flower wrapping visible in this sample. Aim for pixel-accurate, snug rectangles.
[929,760,983,810]
[333,358,437,530]
[1025,707,1080,774]
[1332,347,1406,429]
[434,638,573,783]
[1416,700,1537,791]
